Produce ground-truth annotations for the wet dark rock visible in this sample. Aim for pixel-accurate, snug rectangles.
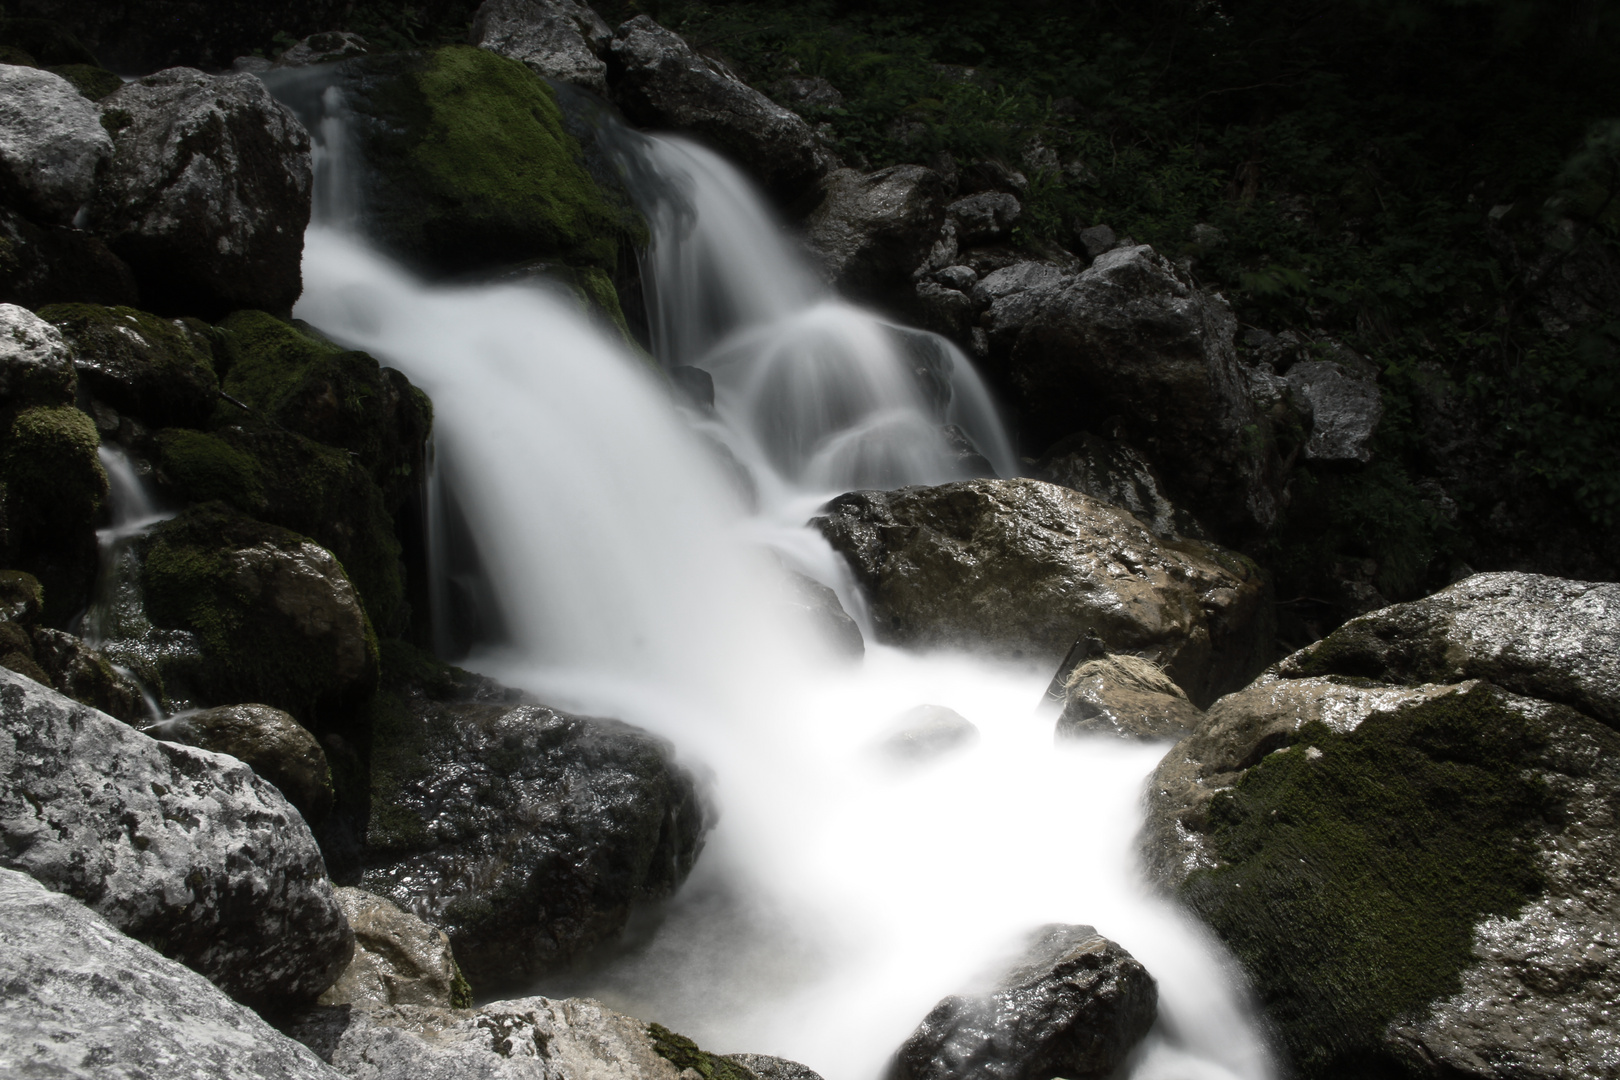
[0,203,139,309]
[947,191,1020,246]
[30,626,145,723]
[892,924,1157,1080]
[360,664,707,988]
[0,667,353,1009]
[609,15,824,203]
[728,1054,827,1080]
[782,568,864,660]
[770,73,843,110]
[0,866,343,1080]
[1057,654,1203,741]
[805,165,949,304]
[152,703,334,825]
[956,159,1027,196]
[1034,430,1205,541]
[0,64,112,224]
[670,363,715,410]
[319,886,470,1009]
[914,281,975,338]
[814,478,1273,705]
[1283,359,1383,463]
[970,260,1063,308]
[276,31,369,68]
[41,302,219,429]
[91,68,312,319]
[880,703,978,762]
[980,245,1281,531]
[472,0,612,93]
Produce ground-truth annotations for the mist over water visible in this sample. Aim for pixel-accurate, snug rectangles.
[291,86,1271,1080]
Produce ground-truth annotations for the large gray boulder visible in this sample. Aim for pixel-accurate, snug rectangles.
[319,887,469,1010]
[92,68,312,318]
[814,478,1273,705]
[361,687,708,987]
[0,667,353,1009]
[1141,572,1620,1079]
[472,0,613,92]
[892,924,1157,1080]
[0,65,113,225]
[981,245,1281,530]
[804,165,949,304]
[0,866,343,1080]
[609,16,823,201]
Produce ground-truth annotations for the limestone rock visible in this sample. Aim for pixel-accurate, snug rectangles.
[1057,654,1203,741]
[0,64,113,224]
[0,301,77,406]
[813,478,1273,705]
[1280,571,1620,725]
[980,245,1280,530]
[0,866,343,1080]
[472,0,612,92]
[319,887,468,1009]
[30,626,146,723]
[151,703,333,824]
[41,302,220,429]
[92,68,312,318]
[290,996,698,1080]
[805,165,949,301]
[609,15,823,201]
[1284,359,1382,463]
[893,924,1157,1080]
[360,690,707,987]
[0,667,353,1009]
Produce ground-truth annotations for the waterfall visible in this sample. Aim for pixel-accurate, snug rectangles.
[287,77,1272,1080]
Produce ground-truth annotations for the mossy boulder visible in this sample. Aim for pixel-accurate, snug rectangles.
[343,44,644,276]
[138,502,378,732]
[0,403,105,624]
[0,569,43,624]
[153,704,334,825]
[44,63,122,101]
[213,311,431,514]
[39,303,219,428]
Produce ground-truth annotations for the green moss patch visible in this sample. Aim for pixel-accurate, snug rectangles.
[1180,683,1552,1077]
[1,405,105,546]
[45,64,122,100]
[349,45,643,276]
[646,1024,756,1080]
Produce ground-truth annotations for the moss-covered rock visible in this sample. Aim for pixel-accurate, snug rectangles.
[0,569,43,624]
[29,627,145,722]
[138,502,378,731]
[44,63,122,101]
[0,404,105,624]
[39,303,219,429]
[344,45,644,276]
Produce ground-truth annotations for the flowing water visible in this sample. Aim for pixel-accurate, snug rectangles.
[287,78,1272,1080]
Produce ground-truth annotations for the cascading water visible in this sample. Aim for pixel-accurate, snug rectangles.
[286,74,1272,1080]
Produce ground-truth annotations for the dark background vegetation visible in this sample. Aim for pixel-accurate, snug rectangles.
[9,0,1617,631]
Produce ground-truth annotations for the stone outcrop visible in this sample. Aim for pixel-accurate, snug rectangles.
[0,64,113,224]
[29,626,146,723]
[151,703,334,825]
[0,867,343,1080]
[0,667,353,1009]
[92,68,312,318]
[814,478,1273,705]
[471,0,612,92]
[1283,359,1383,463]
[609,15,824,202]
[892,924,1157,1080]
[1057,654,1203,741]
[1034,430,1205,541]
[319,887,470,1009]
[1141,572,1620,1079]
[361,677,708,987]
[0,301,77,406]
[805,165,949,304]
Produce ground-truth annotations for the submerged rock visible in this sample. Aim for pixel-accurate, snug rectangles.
[0,64,112,224]
[319,886,470,1010]
[782,568,864,660]
[152,703,333,825]
[880,703,979,762]
[471,0,612,93]
[893,924,1157,1080]
[0,667,353,1009]
[609,15,824,202]
[814,478,1273,705]
[360,660,707,988]
[0,866,342,1080]
[92,68,312,318]
[1057,654,1203,741]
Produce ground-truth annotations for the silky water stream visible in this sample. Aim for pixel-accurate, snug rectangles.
[285,79,1273,1080]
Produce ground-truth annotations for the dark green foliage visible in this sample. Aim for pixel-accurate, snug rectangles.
[0,17,100,67]
[1181,683,1553,1078]
[646,1023,757,1080]
[44,64,122,100]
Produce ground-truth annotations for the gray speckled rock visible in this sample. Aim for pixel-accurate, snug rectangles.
[1283,359,1382,463]
[289,996,691,1080]
[1057,654,1203,741]
[609,16,823,201]
[0,65,113,224]
[0,667,353,1009]
[92,68,312,318]
[0,866,342,1080]
[804,165,949,300]
[893,924,1157,1080]
[0,302,78,406]
[1279,571,1620,726]
[472,0,612,92]
[813,478,1273,705]
[947,191,1020,246]
[725,1054,826,1080]
[319,887,468,1010]
[150,703,334,825]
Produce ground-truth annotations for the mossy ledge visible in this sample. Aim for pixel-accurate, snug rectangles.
[1180,682,1552,1078]
[646,1023,757,1080]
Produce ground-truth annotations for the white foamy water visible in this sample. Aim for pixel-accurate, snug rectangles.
[291,100,1271,1080]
